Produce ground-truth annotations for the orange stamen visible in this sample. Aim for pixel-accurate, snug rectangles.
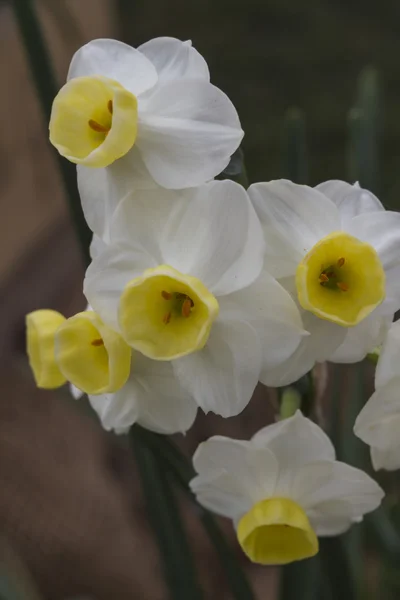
[107,100,113,114]
[91,338,104,347]
[319,273,329,283]
[161,290,171,300]
[182,298,192,318]
[337,282,349,292]
[163,312,172,325]
[88,119,110,133]
[337,257,345,267]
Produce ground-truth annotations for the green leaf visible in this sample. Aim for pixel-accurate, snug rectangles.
[282,108,308,184]
[130,430,203,600]
[12,0,91,266]
[279,556,321,600]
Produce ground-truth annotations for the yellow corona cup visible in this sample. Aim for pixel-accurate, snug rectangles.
[296,231,385,327]
[26,309,67,389]
[237,498,318,565]
[55,311,131,395]
[49,75,138,168]
[119,265,219,360]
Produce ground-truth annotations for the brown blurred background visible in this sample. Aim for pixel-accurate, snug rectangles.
[1,0,400,598]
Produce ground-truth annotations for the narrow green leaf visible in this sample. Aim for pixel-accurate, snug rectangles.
[12,0,91,266]
[130,430,203,600]
[279,556,320,600]
[347,67,381,194]
[282,108,308,184]
[133,425,255,600]
[319,537,357,600]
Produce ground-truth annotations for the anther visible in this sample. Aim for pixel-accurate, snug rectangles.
[182,298,192,318]
[88,119,110,133]
[107,100,113,114]
[337,282,349,292]
[161,290,172,300]
[163,312,172,325]
[319,273,329,283]
[91,338,104,347]
[337,257,345,267]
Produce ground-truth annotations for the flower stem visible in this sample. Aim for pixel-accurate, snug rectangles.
[130,430,203,600]
[12,0,91,266]
[133,425,256,599]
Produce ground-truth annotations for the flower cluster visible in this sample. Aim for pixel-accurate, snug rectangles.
[26,37,400,565]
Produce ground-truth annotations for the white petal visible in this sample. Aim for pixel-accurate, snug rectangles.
[132,352,197,434]
[248,181,340,278]
[375,320,400,388]
[109,186,183,262]
[137,79,243,188]
[69,383,84,400]
[315,180,384,227]
[90,235,107,259]
[293,460,383,535]
[354,379,400,449]
[371,445,400,471]
[89,386,139,435]
[68,39,158,96]
[191,437,279,513]
[329,308,393,363]
[159,181,265,295]
[138,37,209,83]
[346,211,400,302]
[84,243,156,331]
[226,271,307,371]
[173,309,262,417]
[252,410,335,466]
[259,306,346,387]
[190,471,252,520]
[77,148,157,240]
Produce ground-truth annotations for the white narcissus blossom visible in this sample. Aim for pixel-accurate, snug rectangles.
[84,180,307,418]
[249,180,400,386]
[49,37,243,239]
[190,411,383,565]
[354,320,400,471]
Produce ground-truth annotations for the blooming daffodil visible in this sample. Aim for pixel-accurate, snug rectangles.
[84,180,307,417]
[190,411,383,565]
[355,320,400,470]
[26,308,197,434]
[49,37,244,239]
[249,180,400,385]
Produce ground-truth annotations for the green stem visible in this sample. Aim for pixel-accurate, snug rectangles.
[319,537,357,600]
[130,431,203,600]
[133,426,255,599]
[12,0,91,265]
[279,556,320,600]
[282,108,308,184]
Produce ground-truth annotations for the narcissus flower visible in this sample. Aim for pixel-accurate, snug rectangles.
[49,37,243,234]
[190,411,383,565]
[84,180,307,417]
[249,180,400,385]
[26,309,131,395]
[355,320,400,470]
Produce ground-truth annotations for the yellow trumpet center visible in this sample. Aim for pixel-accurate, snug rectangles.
[49,75,138,168]
[26,309,67,389]
[237,498,318,565]
[296,231,385,327]
[119,265,219,360]
[55,311,131,395]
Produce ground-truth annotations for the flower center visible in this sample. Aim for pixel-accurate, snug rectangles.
[55,311,131,395]
[237,497,318,565]
[296,231,385,327]
[118,265,219,360]
[49,75,138,168]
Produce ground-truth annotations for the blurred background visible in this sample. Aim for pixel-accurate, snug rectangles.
[1,0,400,598]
